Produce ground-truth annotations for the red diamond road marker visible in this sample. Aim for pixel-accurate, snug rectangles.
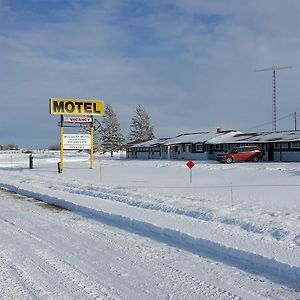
[186,160,195,169]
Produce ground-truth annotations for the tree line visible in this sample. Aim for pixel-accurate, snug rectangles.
[0,144,19,151]
[94,104,154,156]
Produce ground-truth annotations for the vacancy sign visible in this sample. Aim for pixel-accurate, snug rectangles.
[63,134,90,150]
[63,116,92,123]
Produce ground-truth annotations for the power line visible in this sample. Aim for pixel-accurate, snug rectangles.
[241,113,294,131]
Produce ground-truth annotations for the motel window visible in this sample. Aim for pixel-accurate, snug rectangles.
[185,145,191,152]
[291,142,300,149]
[274,143,280,149]
[137,147,149,151]
[281,143,289,149]
[195,144,203,152]
[214,144,223,150]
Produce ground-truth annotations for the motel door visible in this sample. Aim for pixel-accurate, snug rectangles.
[268,144,274,161]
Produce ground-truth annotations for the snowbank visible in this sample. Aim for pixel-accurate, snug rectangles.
[1,181,299,289]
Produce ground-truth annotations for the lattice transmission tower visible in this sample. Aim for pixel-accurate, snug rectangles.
[256,66,292,132]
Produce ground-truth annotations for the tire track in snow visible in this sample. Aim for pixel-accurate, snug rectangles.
[0,217,102,300]
[36,250,123,300]
[151,263,243,300]
[129,243,243,300]
[0,252,45,300]
[0,209,123,300]
[0,190,244,300]
[75,222,243,300]
[0,202,126,299]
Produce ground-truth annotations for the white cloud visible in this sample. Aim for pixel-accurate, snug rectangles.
[0,0,300,147]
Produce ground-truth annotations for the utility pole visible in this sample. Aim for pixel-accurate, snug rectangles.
[256,66,292,132]
[294,112,297,131]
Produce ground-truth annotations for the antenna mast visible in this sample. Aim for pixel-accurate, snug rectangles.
[256,66,292,132]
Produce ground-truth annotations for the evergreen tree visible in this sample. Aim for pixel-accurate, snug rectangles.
[129,104,155,141]
[97,104,125,156]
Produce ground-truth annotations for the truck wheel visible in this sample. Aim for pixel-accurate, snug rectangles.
[252,156,259,162]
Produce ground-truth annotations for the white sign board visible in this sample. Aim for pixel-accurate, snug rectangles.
[63,116,92,123]
[63,134,91,150]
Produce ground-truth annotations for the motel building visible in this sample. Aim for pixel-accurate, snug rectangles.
[126,138,169,160]
[126,129,300,162]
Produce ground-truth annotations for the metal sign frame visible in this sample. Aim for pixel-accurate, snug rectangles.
[58,115,95,171]
[49,98,104,173]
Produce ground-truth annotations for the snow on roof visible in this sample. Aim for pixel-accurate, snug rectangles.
[204,131,243,144]
[130,138,168,148]
[207,130,300,144]
[130,130,300,149]
[162,132,215,145]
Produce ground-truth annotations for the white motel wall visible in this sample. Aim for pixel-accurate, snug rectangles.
[126,129,300,162]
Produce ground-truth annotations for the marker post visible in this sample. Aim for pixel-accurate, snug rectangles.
[90,117,94,169]
[186,160,195,184]
[99,157,103,183]
[60,115,64,172]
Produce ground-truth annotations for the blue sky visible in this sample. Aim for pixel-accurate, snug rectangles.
[1,0,300,148]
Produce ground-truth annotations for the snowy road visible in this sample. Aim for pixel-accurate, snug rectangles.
[0,189,298,300]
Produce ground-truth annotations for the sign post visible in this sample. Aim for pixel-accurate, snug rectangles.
[60,115,64,171]
[186,160,195,184]
[90,123,94,169]
[99,158,103,183]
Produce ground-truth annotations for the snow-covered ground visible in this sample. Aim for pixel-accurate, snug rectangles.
[0,151,299,299]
